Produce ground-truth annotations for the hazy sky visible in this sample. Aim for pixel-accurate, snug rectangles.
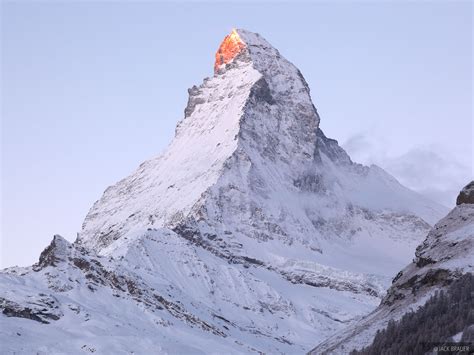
[1,1,472,268]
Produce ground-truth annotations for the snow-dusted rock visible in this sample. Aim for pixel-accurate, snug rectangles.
[456,180,474,205]
[1,29,449,353]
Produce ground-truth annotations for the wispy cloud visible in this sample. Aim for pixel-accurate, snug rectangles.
[342,133,472,208]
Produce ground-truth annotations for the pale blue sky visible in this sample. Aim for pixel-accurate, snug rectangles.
[2,1,472,267]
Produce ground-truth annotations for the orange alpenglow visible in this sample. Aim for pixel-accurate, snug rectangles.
[214,29,246,73]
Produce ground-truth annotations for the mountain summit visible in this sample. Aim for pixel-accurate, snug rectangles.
[214,29,246,72]
[79,28,443,256]
[1,29,448,353]
[79,28,325,253]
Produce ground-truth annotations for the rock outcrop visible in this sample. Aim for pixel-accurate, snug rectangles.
[456,180,474,205]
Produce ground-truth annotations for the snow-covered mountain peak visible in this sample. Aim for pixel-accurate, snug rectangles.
[214,29,283,75]
[79,29,328,251]
[1,29,452,354]
[78,29,446,258]
[214,29,319,122]
[214,29,246,72]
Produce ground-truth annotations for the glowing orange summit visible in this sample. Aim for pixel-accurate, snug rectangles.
[214,29,246,73]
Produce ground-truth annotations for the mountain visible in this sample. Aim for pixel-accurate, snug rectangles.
[1,29,447,354]
[310,181,474,354]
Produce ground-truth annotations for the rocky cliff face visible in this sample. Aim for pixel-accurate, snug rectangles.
[457,180,474,205]
[1,29,448,354]
[310,181,474,354]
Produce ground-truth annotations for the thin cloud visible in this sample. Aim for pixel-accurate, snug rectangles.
[342,134,472,208]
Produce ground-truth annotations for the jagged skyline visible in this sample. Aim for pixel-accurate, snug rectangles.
[2,2,471,269]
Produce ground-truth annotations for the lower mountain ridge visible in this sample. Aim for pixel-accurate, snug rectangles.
[310,181,474,354]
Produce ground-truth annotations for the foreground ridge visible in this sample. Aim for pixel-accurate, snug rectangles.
[310,181,474,354]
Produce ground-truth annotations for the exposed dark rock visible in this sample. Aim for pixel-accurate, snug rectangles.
[383,269,454,307]
[34,235,69,271]
[456,181,474,205]
[381,290,406,306]
[414,269,452,290]
[152,293,226,337]
[2,305,47,323]
[415,256,436,268]
[173,222,266,269]
[249,77,274,105]
[241,256,265,267]
[392,271,403,284]
[0,296,62,324]
[280,270,381,298]
[314,128,352,165]
[71,258,91,271]
[184,85,206,118]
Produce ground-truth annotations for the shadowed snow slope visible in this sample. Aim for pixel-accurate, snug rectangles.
[1,29,447,354]
[310,182,474,354]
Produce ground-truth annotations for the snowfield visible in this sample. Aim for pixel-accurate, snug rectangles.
[1,230,381,354]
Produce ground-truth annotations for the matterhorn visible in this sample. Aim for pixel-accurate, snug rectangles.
[1,29,448,354]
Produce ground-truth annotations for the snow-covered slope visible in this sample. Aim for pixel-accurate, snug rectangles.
[1,29,448,354]
[1,229,383,354]
[310,181,474,354]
